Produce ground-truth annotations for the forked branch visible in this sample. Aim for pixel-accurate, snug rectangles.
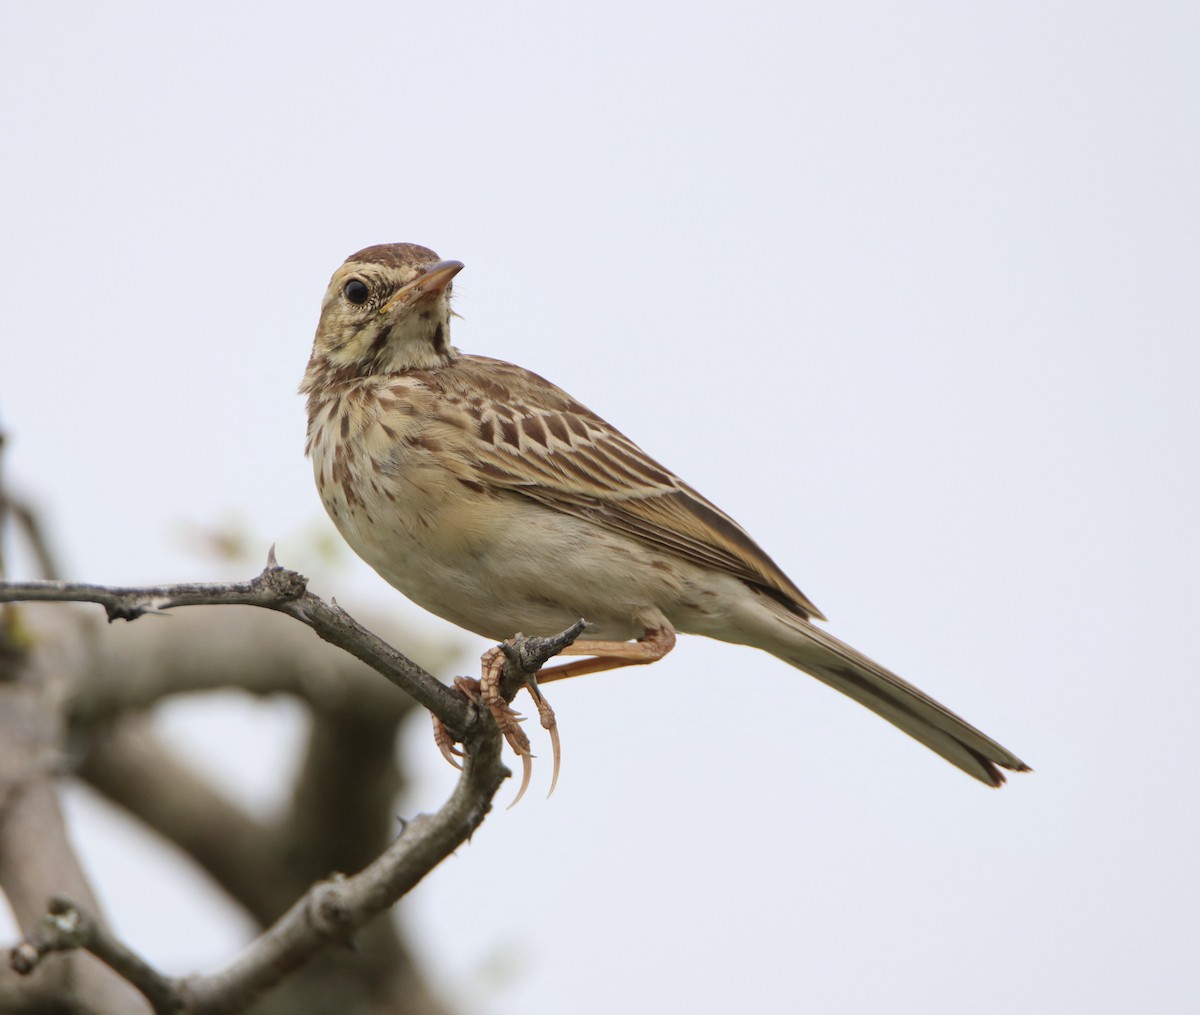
[0,560,584,1013]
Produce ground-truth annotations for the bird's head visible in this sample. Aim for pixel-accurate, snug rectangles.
[309,243,463,375]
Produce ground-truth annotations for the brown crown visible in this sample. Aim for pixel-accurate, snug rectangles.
[344,243,441,268]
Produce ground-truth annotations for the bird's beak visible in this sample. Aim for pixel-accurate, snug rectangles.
[379,259,464,316]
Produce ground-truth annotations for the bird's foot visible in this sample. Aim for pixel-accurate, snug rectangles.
[481,645,561,808]
[429,650,562,808]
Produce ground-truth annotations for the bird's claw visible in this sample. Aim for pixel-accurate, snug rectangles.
[431,676,480,771]
[432,715,464,770]
[527,679,561,798]
[483,645,561,807]
[429,648,563,806]
[546,722,561,798]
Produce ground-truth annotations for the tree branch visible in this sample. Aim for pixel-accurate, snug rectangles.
[11,704,508,1015]
[177,724,508,1014]
[4,568,586,1013]
[11,897,175,1014]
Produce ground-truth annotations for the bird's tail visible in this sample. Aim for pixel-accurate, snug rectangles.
[758,608,1029,786]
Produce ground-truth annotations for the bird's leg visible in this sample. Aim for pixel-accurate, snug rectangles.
[536,626,677,683]
[434,627,675,807]
[521,626,675,797]
[429,644,558,807]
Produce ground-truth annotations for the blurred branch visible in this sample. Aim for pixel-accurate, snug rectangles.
[11,713,504,1015]
[278,702,404,896]
[0,429,61,582]
[62,599,442,725]
[173,722,509,1014]
[77,719,286,920]
[0,498,62,582]
[0,562,471,736]
[10,599,461,1012]
[70,601,443,926]
[0,430,149,1012]
[11,897,173,1013]
[0,626,153,1013]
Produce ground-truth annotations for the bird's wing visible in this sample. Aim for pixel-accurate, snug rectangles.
[436,356,825,621]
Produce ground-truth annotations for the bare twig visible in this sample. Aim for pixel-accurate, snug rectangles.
[499,621,587,697]
[11,897,176,1014]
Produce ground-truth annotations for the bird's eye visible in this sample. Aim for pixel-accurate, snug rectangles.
[343,279,370,305]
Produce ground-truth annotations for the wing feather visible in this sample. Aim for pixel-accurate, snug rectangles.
[439,356,825,620]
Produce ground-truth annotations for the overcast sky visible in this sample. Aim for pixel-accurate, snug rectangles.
[2,3,1198,1013]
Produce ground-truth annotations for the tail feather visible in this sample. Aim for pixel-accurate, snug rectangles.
[766,612,1029,786]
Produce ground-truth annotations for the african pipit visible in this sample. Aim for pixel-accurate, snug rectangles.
[301,243,1029,801]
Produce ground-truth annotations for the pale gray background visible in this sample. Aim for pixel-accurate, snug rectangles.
[2,2,1197,1013]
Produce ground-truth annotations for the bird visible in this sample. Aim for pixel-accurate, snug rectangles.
[300,242,1029,802]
